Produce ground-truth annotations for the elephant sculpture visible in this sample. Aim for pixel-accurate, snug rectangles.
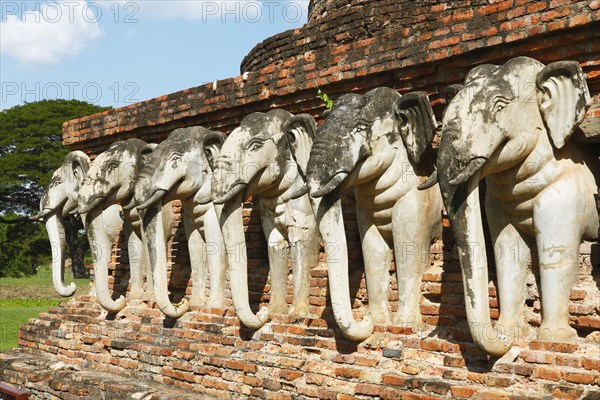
[212,109,319,329]
[134,126,227,318]
[31,151,90,297]
[306,87,443,341]
[435,56,598,356]
[77,138,156,313]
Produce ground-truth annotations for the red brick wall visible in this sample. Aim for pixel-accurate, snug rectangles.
[243,0,600,74]
[65,0,599,331]
[63,1,600,152]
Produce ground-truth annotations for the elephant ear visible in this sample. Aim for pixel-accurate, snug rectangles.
[140,143,157,164]
[394,91,437,164]
[68,151,90,186]
[203,131,226,170]
[536,61,592,149]
[284,114,317,176]
[444,84,464,104]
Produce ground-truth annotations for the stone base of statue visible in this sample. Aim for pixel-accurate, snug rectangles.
[2,241,599,399]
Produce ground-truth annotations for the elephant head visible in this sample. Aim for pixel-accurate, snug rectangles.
[306,87,438,341]
[32,151,90,297]
[213,109,315,204]
[212,109,316,329]
[134,126,225,318]
[308,88,436,196]
[136,127,225,210]
[78,138,155,312]
[78,139,155,215]
[437,57,593,355]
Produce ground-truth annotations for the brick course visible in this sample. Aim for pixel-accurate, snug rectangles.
[62,1,600,152]
[4,282,600,399]
[4,239,598,399]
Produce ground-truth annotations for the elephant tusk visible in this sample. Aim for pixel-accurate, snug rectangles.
[418,167,438,190]
[310,171,349,198]
[282,184,308,202]
[29,208,54,221]
[122,198,137,211]
[136,189,168,211]
[79,196,105,215]
[213,182,247,205]
[449,157,487,186]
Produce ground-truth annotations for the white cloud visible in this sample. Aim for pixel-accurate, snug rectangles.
[0,1,102,69]
[107,1,308,23]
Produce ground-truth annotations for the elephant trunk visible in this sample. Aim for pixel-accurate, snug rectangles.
[86,208,126,313]
[439,170,512,356]
[307,136,357,198]
[216,194,269,329]
[213,181,246,205]
[46,213,77,297]
[142,204,189,318]
[311,194,373,341]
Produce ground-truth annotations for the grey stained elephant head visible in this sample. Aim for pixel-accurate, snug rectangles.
[307,87,436,197]
[134,126,225,318]
[78,139,156,215]
[77,138,155,312]
[135,126,225,209]
[439,57,590,191]
[212,109,316,329]
[306,87,437,341]
[437,57,593,355]
[32,151,90,297]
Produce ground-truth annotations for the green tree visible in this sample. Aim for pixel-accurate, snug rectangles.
[0,214,51,277]
[0,99,110,278]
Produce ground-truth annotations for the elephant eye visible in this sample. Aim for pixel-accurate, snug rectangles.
[107,163,119,172]
[351,117,372,136]
[168,152,183,167]
[246,139,265,151]
[353,124,367,134]
[493,97,511,116]
[50,180,62,188]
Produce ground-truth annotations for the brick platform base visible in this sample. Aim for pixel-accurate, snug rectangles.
[0,351,217,399]
[3,286,599,400]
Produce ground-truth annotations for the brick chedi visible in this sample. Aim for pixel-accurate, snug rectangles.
[2,1,599,399]
[62,0,600,153]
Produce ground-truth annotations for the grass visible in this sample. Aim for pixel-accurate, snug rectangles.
[0,265,89,352]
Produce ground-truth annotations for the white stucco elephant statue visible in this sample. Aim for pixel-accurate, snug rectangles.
[212,110,319,330]
[134,126,227,318]
[306,87,443,341]
[32,151,90,297]
[78,139,156,313]
[435,56,598,356]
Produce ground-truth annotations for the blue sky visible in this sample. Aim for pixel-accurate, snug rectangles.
[0,1,309,110]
